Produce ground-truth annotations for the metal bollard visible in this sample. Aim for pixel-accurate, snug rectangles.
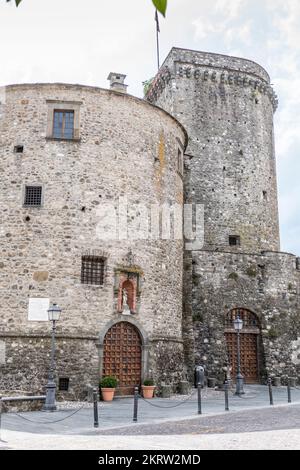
[197,383,202,415]
[287,381,292,404]
[93,388,99,428]
[268,378,274,406]
[224,380,229,411]
[133,386,139,422]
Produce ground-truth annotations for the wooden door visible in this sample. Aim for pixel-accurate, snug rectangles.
[225,309,260,383]
[103,322,142,395]
[225,332,259,383]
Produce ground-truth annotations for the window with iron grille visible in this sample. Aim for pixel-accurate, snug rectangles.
[81,256,105,286]
[53,110,74,139]
[24,186,43,207]
[59,377,70,392]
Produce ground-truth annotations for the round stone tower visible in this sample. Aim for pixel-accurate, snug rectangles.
[0,82,187,398]
[147,48,280,253]
[146,49,300,384]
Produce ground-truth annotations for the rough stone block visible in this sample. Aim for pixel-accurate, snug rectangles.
[160,385,172,398]
[178,381,190,395]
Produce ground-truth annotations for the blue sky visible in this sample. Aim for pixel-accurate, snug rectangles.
[0,0,299,255]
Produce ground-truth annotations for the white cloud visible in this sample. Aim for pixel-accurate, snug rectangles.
[215,0,247,20]
[266,0,300,50]
[193,0,252,49]
[224,21,252,47]
[0,0,298,253]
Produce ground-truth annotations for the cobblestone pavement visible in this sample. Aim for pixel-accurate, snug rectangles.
[1,424,300,450]
[96,404,300,435]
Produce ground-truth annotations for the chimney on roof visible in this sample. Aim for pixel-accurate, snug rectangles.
[107,73,128,93]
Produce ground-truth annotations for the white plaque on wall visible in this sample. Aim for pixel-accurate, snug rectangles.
[28,298,50,322]
[0,340,6,365]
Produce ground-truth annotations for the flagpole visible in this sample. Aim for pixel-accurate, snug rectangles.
[155,9,160,70]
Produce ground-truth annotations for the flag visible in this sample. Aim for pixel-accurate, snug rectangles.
[155,9,160,33]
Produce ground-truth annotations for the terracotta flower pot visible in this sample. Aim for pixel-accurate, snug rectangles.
[142,385,155,399]
[101,388,116,401]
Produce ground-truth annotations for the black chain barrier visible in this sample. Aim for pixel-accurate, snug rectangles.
[138,388,199,409]
[232,393,258,400]
[10,404,86,424]
[0,394,93,428]
[229,387,258,399]
[0,391,100,442]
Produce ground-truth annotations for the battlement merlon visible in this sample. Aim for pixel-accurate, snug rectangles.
[145,48,278,113]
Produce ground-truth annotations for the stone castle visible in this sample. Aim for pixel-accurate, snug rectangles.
[0,47,299,398]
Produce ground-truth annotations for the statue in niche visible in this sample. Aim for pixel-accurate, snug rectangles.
[122,288,131,315]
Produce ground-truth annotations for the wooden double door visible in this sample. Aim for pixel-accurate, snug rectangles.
[225,331,259,383]
[225,309,261,383]
[103,322,142,395]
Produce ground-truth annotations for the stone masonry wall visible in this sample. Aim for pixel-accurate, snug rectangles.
[147,48,300,382]
[0,83,187,396]
[148,47,280,253]
[192,250,300,381]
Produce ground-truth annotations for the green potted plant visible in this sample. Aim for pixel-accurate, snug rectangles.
[100,376,118,401]
[141,378,156,399]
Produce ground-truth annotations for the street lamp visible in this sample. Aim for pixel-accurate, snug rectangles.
[233,315,245,396]
[42,303,62,412]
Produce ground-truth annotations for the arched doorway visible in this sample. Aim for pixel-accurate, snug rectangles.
[103,322,142,395]
[225,309,261,383]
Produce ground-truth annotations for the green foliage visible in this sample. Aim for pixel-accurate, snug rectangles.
[268,328,279,340]
[246,265,257,277]
[9,0,168,15]
[6,0,22,6]
[143,378,155,386]
[152,0,167,16]
[193,312,203,323]
[143,77,155,96]
[100,376,118,388]
[228,272,239,281]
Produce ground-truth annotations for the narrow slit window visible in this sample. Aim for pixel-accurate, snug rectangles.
[81,256,105,286]
[177,148,183,176]
[53,110,74,139]
[24,186,42,207]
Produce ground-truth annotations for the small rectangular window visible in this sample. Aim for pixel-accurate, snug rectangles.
[24,186,42,207]
[14,145,24,153]
[229,235,241,246]
[81,256,105,286]
[296,258,300,271]
[59,378,70,392]
[53,110,74,139]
